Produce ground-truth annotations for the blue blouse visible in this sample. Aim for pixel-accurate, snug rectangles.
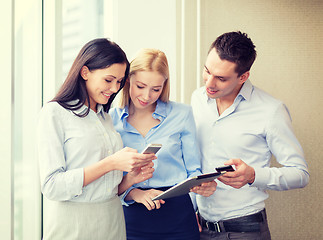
[110,100,202,204]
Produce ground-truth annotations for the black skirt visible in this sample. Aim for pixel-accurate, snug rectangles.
[123,187,199,240]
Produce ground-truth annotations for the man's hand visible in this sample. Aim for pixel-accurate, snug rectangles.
[217,159,255,189]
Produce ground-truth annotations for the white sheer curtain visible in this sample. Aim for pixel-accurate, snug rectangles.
[0,0,14,239]
[13,0,42,239]
[0,0,43,239]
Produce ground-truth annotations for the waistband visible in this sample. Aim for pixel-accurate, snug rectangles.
[200,209,267,233]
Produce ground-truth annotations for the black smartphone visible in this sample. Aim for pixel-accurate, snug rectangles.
[215,165,236,173]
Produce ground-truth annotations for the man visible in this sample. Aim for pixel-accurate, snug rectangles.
[191,31,309,240]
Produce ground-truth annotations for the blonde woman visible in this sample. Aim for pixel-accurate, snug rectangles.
[110,48,217,240]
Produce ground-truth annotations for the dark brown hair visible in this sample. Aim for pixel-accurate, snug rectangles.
[52,38,129,117]
[209,31,257,76]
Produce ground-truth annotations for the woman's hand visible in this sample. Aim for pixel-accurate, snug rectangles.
[118,163,155,195]
[190,180,217,197]
[84,147,156,188]
[127,162,155,185]
[127,188,165,210]
[106,147,156,172]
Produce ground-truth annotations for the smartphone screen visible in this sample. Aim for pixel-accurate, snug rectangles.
[141,143,162,154]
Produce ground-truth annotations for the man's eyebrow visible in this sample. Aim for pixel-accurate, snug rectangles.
[204,65,226,79]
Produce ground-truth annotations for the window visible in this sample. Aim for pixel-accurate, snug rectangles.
[12,0,42,239]
[9,0,105,239]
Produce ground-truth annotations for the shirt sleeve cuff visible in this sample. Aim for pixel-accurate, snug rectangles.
[250,167,270,189]
[68,168,84,198]
[119,186,136,206]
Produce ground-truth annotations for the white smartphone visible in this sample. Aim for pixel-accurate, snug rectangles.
[141,143,162,154]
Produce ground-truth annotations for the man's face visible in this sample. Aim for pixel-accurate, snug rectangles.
[203,48,248,101]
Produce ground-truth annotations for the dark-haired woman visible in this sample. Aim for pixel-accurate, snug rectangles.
[37,38,156,240]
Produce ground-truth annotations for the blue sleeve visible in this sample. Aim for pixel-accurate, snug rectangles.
[181,106,202,178]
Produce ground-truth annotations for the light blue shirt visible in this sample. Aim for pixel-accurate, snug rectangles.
[37,102,123,202]
[191,80,309,222]
[110,100,202,205]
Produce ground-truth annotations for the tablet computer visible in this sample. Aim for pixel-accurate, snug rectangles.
[152,172,223,201]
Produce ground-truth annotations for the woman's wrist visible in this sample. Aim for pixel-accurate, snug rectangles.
[124,174,137,189]
[102,155,117,173]
[125,188,137,201]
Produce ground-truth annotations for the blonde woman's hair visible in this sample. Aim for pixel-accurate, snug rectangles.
[119,48,170,108]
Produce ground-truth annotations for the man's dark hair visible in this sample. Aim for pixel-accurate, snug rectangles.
[209,31,257,76]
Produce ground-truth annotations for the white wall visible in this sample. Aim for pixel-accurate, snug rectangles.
[105,0,201,103]
[106,0,179,101]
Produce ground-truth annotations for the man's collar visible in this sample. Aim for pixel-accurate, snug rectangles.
[238,79,253,101]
